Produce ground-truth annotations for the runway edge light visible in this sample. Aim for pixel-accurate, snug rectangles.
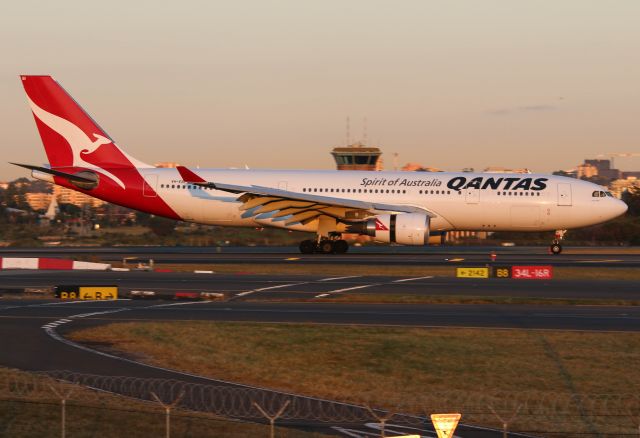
[430,413,461,438]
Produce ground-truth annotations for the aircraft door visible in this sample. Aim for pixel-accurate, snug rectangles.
[278,181,288,191]
[143,174,158,197]
[557,183,572,206]
[465,188,479,204]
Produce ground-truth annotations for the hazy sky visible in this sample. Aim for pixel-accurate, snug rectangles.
[1,1,639,180]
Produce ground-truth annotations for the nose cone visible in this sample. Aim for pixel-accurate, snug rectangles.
[612,199,628,218]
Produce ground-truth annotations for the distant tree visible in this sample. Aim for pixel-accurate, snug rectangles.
[148,216,176,236]
[622,186,640,217]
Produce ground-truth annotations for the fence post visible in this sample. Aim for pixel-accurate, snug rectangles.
[151,391,185,438]
[364,405,396,438]
[252,399,290,438]
[48,383,75,438]
[488,404,521,438]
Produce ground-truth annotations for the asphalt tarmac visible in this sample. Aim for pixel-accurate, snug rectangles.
[0,298,553,437]
[2,245,640,267]
[1,270,639,304]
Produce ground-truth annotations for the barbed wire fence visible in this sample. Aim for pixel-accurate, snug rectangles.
[1,369,640,437]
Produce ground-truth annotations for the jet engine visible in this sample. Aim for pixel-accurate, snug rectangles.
[347,213,430,245]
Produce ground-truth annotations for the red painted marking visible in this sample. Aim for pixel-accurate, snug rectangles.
[38,258,74,270]
[174,292,199,299]
[511,265,553,280]
[154,268,173,273]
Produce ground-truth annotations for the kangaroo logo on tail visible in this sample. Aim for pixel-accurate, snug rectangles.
[27,96,127,189]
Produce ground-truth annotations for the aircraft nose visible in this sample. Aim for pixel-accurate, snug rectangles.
[613,199,628,217]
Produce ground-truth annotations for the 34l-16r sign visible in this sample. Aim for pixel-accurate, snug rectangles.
[511,265,553,279]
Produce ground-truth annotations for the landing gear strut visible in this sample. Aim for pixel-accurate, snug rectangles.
[549,230,566,255]
[299,234,349,254]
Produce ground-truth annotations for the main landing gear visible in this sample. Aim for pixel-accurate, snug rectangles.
[549,230,566,255]
[299,234,349,254]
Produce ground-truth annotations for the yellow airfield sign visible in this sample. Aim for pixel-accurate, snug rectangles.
[456,267,489,278]
[430,413,461,438]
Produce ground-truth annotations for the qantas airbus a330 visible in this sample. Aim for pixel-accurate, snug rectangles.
[13,76,627,254]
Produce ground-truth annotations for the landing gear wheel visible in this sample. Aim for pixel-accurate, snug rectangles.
[299,240,316,254]
[333,239,349,254]
[550,243,562,255]
[318,240,335,254]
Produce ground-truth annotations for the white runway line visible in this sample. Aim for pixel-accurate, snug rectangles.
[146,301,213,308]
[315,293,330,298]
[317,276,361,282]
[392,276,434,283]
[235,282,307,298]
[324,284,377,294]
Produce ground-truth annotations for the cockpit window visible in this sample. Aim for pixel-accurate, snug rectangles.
[605,191,614,197]
[592,191,601,197]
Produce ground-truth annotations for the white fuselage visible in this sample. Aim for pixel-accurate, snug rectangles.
[136,168,627,233]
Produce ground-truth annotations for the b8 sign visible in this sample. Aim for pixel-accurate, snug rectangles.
[511,266,553,280]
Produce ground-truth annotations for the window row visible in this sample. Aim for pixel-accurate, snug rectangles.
[498,191,541,197]
[303,188,408,194]
[160,183,211,190]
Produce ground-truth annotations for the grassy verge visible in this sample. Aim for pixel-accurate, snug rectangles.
[0,367,326,438]
[69,322,640,435]
[319,293,640,306]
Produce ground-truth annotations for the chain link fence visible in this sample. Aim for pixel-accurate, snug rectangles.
[1,369,639,437]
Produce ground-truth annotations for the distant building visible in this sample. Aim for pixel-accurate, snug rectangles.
[402,163,441,172]
[576,163,599,179]
[0,182,8,190]
[154,162,180,168]
[25,192,53,211]
[53,185,105,208]
[331,142,383,171]
[483,166,532,174]
[583,159,621,180]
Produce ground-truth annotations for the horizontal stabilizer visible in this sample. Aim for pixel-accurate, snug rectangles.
[10,162,98,184]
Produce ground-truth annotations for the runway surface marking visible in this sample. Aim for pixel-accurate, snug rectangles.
[316,284,378,298]
[318,276,361,282]
[392,276,435,283]
[146,301,215,308]
[234,282,308,298]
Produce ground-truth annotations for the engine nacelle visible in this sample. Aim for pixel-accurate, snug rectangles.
[349,213,430,245]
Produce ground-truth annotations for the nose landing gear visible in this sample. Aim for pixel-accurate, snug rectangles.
[549,230,566,255]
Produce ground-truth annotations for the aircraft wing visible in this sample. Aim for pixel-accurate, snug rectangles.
[177,166,436,225]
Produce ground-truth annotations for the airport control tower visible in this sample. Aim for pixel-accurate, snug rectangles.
[331,142,383,171]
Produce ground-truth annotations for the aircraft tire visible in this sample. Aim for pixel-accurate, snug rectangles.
[299,240,316,254]
[318,240,335,254]
[550,243,562,255]
[333,240,349,254]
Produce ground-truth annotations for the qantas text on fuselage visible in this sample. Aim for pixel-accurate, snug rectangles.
[14,75,628,254]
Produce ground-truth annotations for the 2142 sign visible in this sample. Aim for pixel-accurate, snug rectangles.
[511,266,553,280]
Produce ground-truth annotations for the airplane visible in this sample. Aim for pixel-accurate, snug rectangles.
[13,75,628,255]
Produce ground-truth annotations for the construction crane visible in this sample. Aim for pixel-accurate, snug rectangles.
[596,152,640,169]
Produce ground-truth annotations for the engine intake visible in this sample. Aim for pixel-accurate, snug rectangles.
[348,213,430,245]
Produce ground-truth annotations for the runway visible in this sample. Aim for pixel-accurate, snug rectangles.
[2,245,640,267]
[1,270,639,304]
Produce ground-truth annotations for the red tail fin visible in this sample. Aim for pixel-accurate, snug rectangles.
[21,75,149,189]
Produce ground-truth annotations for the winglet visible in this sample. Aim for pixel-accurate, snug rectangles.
[176,166,207,183]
